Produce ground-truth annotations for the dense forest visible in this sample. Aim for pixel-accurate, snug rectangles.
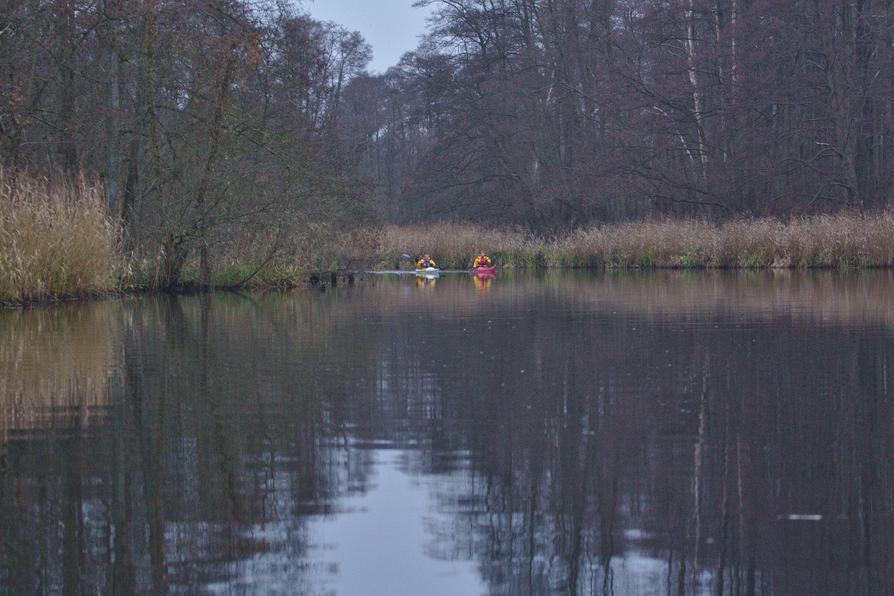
[2,0,894,287]
[354,0,894,227]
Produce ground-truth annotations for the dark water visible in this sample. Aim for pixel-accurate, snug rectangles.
[2,271,893,595]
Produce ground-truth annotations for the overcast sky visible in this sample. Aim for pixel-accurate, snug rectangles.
[302,0,434,73]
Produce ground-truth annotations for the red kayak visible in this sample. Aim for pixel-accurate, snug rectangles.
[473,265,497,274]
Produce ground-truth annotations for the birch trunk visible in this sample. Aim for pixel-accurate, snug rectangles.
[684,0,709,180]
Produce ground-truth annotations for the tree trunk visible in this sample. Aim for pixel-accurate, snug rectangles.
[683,0,709,182]
[102,0,122,220]
[194,52,238,287]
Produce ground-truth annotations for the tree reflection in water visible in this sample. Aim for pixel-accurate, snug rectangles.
[1,272,892,594]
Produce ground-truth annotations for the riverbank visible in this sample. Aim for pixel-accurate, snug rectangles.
[371,216,894,270]
[5,170,894,306]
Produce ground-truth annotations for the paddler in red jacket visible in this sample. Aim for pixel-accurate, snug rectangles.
[472,251,493,268]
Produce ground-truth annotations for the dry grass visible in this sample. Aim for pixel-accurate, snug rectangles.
[0,169,117,304]
[549,214,894,269]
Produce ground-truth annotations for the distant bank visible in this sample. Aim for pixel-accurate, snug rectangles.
[4,170,894,306]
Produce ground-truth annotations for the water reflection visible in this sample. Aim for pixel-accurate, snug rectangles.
[1,272,893,594]
[472,272,495,291]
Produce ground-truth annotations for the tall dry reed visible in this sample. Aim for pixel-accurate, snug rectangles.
[549,215,894,269]
[293,216,894,271]
[0,169,117,303]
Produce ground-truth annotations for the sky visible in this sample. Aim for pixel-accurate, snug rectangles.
[302,0,435,73]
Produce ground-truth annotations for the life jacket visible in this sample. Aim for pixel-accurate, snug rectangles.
[417,258,437,268]
[474,255,493,267]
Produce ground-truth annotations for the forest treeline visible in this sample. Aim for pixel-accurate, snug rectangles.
[353,0,894,227]
[2,0,894,298]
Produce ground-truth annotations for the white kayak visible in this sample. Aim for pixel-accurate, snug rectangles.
[415,267,440,276]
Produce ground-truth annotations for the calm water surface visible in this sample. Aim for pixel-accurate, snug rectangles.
[1,271,893,595]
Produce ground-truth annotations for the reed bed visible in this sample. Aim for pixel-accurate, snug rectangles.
[355,216,894,271]
[547,214,894,269]
[123,213,894,279]
[4,164,894,307]
[0,169,117,304]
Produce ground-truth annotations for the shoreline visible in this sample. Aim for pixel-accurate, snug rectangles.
[5,262,894,309]
[1,272,357,309]
[6,174,894,308]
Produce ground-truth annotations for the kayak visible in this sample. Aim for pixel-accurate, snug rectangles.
[473,265,497,274]
[415,267,440,276]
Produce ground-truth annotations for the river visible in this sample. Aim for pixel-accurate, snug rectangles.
[1,271,892,595]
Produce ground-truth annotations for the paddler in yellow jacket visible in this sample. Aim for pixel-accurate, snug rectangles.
[416,254,437,268]
[472,251,493,268]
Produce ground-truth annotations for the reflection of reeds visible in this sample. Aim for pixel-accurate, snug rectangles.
[0,303,118,447]
[3,269,892,447]
[0,169,117,303]
[331,270,894,330]
[552,270,894,326]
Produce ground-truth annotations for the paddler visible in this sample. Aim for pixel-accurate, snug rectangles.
[416,254,438,268]
[472,251,493,268]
